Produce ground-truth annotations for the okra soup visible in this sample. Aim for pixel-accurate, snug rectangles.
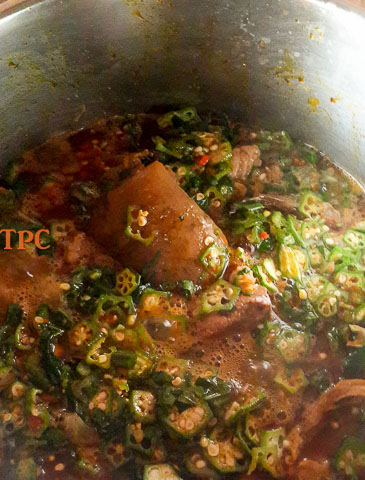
[1,108,365,480]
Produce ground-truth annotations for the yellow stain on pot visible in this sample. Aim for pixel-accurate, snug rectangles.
[308,97,320,112]
[270,49,305,85]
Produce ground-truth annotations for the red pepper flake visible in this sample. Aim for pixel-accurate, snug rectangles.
[196,155,210,167]
[28,415,44,431]
[54,344,64,358]
[259,231,269,240]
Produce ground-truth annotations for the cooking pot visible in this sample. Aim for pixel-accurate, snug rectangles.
[0,0,364,180]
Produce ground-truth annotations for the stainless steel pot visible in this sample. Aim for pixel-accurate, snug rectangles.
[0,0,364,181]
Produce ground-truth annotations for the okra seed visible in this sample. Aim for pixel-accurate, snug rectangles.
[200,437,209,448]
[210,144,218,151]
[194,146,203,153]
[196,459,206,469]
[207,443,219,457]
[178,418,186,429]
[172,376,182,387]
[99,355,108,364]
[114,331,125,342]
[279,339,288,350]
[212,199,221,208]
[59,283,71,291]
[196,193,205,201]
[55,463,65,471]
[326,238,334,246]
[138,216,147,227]
[186,420,194,430]
[34,316,47,324]
[11,384,24,398]
[48,455,55,462]
[318,352,327,360]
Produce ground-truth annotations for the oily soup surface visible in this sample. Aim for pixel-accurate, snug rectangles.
[1,108,365,480]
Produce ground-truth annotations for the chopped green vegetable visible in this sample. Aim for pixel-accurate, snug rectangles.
[253,264,278,292]
[274,369,308,394]
[163,402,212,439]
[248,428,284,478]
[199,243,229,278]
[86,337,116,369]
[157,107,199,128]
[116,268,140,296]
[298,192,323,218]
[335,436,365,478]
[278,245,302,281]
[200,280,240,315]
[125,205,157,246]
[225,387,265,424]
[316,293,338,317]
[344,229,365,250]
[130,390,156,423]
[203,428,246,474]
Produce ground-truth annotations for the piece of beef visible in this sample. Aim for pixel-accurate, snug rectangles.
[229,144,261,182]
[242,194,299,215]
[191,286,271,339]
[88,161,228,286]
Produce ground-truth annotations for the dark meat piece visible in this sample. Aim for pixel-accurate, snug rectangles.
[321,202,342,229]
[229,145,261,182]
[59,412,99,447]
[88,161,228,286]
[239,194,299,215]
[192,286,271,339]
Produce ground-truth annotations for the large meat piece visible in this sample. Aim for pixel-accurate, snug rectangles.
[88,161,227,285]
[192,286,271,339]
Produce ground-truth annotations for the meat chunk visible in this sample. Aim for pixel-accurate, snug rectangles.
[59,412,99,447]
[229,145,261,182]
[321,202,341,229]
[88,161,227,286]
[192,286,271,339]
[245,194,299,215]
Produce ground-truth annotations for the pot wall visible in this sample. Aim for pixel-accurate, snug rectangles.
[0,0,364,181]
